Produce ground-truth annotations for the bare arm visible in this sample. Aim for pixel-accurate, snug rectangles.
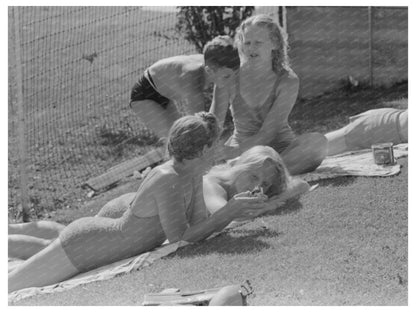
[155,174,189,243]
[263,177,310,211]
[209,74,237,131]
[157,173,271,243]
[209,85,230,130]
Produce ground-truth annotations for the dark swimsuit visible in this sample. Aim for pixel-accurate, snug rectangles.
[130,69,170,109]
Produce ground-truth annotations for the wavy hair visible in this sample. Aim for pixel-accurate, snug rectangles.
[235,14,290,74]
[207,145,291,196]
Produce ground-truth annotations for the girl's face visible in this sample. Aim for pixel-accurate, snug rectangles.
[233,160,277,194]
[240,25,275,67]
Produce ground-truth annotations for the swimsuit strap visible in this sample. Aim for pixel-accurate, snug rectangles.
[236,70,283,109]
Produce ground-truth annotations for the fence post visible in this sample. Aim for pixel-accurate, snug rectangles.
[13,7,30,222]
[282,6,287,32]
[277,6,287,30]
[368,6,374,87]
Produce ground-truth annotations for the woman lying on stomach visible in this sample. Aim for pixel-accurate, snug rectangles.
[10,145,309,263]
[9,112,274,293]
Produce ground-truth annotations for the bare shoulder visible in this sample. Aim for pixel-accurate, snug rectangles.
[151,54,202,72]
[142,162,182,193]
[203,175,227,198]
[280,68,299,85]
[157,163,181,184]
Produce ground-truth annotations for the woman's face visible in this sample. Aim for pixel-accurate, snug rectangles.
[233,160,277,194]
[239,25,275,67]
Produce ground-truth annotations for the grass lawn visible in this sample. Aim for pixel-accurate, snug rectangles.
[9,81,408,305]
[8,7,408,305]
[13,157,408,305]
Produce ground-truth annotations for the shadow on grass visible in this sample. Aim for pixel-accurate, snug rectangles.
[170,200,307,258]
[317,175,357,187]
[171,226,281,258]
[274,198,303,216]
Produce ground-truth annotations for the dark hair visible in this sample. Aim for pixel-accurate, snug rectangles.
[167,112,220,162]
[203,35,240,71]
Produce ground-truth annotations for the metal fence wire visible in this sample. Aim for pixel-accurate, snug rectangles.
[8,6,407,218]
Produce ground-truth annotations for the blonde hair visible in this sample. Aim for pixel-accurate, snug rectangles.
[235,14,290,74]
[207,145,291,196]
[167,112,220,162]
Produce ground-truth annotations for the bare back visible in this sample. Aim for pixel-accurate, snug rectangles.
[149,54,206,101]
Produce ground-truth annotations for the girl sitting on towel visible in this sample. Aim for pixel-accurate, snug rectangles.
[211,14,327,175]
[10,112,277,293]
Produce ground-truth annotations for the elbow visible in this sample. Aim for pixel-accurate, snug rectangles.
[181,232,208,243]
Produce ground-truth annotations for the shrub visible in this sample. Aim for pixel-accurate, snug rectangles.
[176,6,255,53]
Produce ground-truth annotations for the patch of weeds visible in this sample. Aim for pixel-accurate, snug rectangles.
[94,123,159,160]
[337,76,371,93]
[96,124,132,146]
[96,123,158,147]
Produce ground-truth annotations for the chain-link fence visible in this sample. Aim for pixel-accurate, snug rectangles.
[8,6,407,219]
[8,6,197,218]
[284,6,407,98]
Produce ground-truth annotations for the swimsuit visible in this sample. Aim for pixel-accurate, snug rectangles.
[226,70,296,153]
[130,69,170,109]
[59,166,196,273]
[59,211,166,272]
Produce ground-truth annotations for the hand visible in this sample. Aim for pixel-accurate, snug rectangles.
[256,178,311,213]
[229,191,269,219]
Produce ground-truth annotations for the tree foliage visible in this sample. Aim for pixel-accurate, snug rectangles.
[176,6,255,53]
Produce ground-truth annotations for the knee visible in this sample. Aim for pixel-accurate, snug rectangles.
[308,132,328,146]
[311,133,328,161]
[298,132,328,158]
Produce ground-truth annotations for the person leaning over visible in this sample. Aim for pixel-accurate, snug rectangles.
[9,112,272,293]
[130,35,240,141]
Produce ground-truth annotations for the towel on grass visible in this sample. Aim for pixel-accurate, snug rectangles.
[9,221,248,303]
[298,143,408,182]
[8,240,189,303]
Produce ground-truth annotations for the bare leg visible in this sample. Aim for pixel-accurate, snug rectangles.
[325,128,348,156]
[281,132,328,175]
[130,99,181,139]
[9,235,52,260]
[8,238,79,293]
[8,221,65,240]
